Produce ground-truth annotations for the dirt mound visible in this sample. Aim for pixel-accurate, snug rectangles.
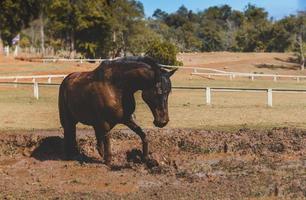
[0,128,305,199]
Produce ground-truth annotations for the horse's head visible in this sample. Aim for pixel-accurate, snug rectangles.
[142,67,178,128]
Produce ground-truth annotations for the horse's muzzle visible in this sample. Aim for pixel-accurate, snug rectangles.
[153,120,169,128]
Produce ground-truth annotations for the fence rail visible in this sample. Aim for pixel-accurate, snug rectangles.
[191,71,306,82]
[42,58,106,63]
[0,74,66,84]
[1,81,306,107]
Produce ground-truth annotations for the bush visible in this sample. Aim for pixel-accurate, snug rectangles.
[145,40,183,66]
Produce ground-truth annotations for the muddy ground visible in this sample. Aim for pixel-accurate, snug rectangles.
[0,128,305,199]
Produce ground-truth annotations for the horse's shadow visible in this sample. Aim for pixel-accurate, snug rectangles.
[30,136,147,170]
[30,136,101,164]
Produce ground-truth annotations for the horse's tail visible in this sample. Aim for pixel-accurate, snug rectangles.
[58,75,73,128]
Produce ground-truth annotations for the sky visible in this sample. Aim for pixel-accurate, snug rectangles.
[140,0,306,20]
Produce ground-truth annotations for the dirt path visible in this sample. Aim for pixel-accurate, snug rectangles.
[0,128,305,199]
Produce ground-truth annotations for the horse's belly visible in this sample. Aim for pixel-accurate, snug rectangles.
[64,77,124,125]
[69,99,124,126]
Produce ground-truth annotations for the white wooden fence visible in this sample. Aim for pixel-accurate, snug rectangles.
[191,70,306,82]
[42,58,106,63]
[161,65,306,82]
[0,74,66,85]
[0,82,59,100]
[173,86,306,107]
[1,80,306,107]
[0,75,66,99]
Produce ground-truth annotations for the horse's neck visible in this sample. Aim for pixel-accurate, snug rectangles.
[108,64,156,92]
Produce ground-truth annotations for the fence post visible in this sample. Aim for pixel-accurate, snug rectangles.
[14,78,18,88]
[33,82,39,99]
[273,76,277,82]
[229,74,233,81]
[48,77,52,84]
[4,46,9,56]
[267,89,272,107]
[206,87,211,105]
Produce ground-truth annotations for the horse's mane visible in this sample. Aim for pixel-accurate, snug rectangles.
[103,56,161,70]
[94,56,164,82]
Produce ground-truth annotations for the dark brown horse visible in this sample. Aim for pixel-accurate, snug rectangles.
[58,56,177,166]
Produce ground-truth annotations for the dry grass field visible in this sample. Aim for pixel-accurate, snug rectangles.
[1,85,306,131]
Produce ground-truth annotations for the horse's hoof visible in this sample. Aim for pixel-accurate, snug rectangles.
[145,158,159,169]
[104,163,112,170]
[65,152,76,160]
[104,159,112,167]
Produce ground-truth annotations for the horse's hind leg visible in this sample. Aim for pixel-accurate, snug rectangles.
[94,122,112,166]
[64,123,78,160]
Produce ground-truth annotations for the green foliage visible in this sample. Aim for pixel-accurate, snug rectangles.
[46,0,110,57]
[1,1,306,61]
[0,0,40,45]
[146,40,182,65]
[19,35,31,48]
[125,21,161,55]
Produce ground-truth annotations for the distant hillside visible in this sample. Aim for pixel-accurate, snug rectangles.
[180,52,304,75]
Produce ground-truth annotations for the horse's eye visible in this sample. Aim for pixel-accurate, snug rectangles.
[155,82,163,94]
[156,88,163,94]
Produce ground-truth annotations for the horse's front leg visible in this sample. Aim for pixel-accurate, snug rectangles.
[124,118,149,161]
[94,122,112,166]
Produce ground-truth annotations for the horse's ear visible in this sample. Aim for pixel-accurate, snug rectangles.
[167,68,178,77]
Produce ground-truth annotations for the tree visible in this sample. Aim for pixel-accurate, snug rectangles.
[151,6,201,52]
[47,0,81,57]
[294,12,306,70]
[47,0,114,58]
[153,9,168,21]
[35,0,52,56]
[0,0,39,46]
[198,5,232,51]
[236,4,271,52]
[146,39,182,65]
[107,0,146,57]
[266,16,296,52]
[124,21,160,55]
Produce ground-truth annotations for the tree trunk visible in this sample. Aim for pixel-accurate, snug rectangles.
[68,0,76,58]
[0,38,3,55]
[298,34,305,70]
[40,12,45,57]
[4,46,9,56]
[113,31,116,42]
[301,55,305,71]
[70,30,75,58]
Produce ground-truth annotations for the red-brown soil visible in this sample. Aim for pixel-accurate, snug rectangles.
[0,128,305,199]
